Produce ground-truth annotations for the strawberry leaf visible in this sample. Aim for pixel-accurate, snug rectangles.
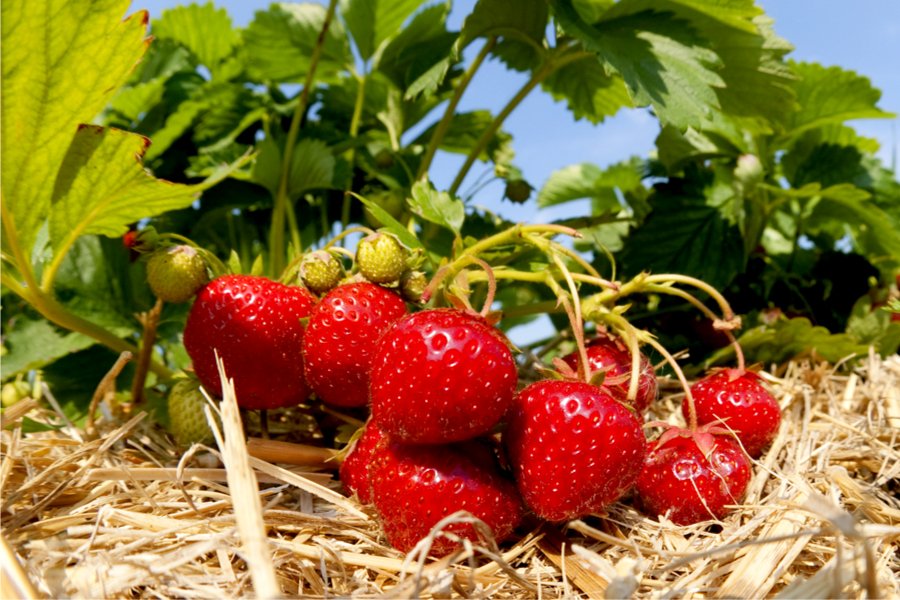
[539,159,644,211]
[786,62,895,137]
[408,181,466,234]
[1,1,149,255]
[152,3,240,72]
[541,57,633,124]
[707,317,871,367]
[550,0,724,128]
[376,4,456,98]
[342,0,428,61]
[459,0,549,71]
[1,320,95,380]
[253,138,336,201]
[356,195,424,252]
[243,3,351,83]
[620,172,745,288]
[48,126,240,259]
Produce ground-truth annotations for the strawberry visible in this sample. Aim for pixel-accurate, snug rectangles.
[504,178,532,204]
[685,369,780,457]
[303,282,407,407]
[369,309,517,444]
[635,431,751,525]
[167,378,216,446]
[299,250,344,295]
[339,421,386,504]
[369,437,524,556]
[505,380,646,522]
[561,333,657,412]
[146,244,210,303]
[183,275,317,410]
[356,233,408,284]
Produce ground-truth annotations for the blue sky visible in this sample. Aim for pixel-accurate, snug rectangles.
[132,1,899,213]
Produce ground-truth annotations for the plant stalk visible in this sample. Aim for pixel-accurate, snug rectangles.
[270,0,339,276]
[448,51,588,196]
[417,37,497,180]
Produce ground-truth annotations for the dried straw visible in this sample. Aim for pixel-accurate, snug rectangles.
[2,352,898,598]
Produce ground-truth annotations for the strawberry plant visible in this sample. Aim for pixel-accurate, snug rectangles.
[1,0,898,574]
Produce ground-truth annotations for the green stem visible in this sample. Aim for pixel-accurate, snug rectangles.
[341,73,368,234]
[270,0,338,276]
[448,51,588,196]
[1,200,40,293]
[417,37,497,181]
[2,273,174,380]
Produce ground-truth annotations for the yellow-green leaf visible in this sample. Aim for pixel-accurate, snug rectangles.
[48,126,238,261]
[1,0,149,254]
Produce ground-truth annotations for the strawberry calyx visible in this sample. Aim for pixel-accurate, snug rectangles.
[647,421,741,459]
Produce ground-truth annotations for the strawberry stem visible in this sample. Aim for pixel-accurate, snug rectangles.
[270,0,339,276]
[130,298,164,405]
[418,36,497,180]
[549,253,590,383]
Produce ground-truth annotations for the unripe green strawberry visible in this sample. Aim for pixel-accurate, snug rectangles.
[1,380,31,407]
[399,270,427,302]
[167,379,216,446]
[504,178,532,204]
[356,233,408,284]
[299,250,344,295]
[146,245,209,303]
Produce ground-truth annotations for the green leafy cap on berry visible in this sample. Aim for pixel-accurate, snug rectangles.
[167,378,217,447]
[146,244,210,303]
[356,233,409,284]
[299,250,344,295]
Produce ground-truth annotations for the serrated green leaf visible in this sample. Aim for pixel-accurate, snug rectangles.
[621,173,745,288]
[408,181,465,234]
[539,159,644,210]
[551,0,725,128]
[787,62,894,137]
[1,320,95,380]
[460,0,548,47]
[377,4,456,97]
[541,57,632,123]
[253,138,336,201]
[708,317,870,367]
[1,0,149,255]
[152,2,240,71]
[342,0,427,61]
[145,92,209,161]
[806,191,900,265]
[356,195,423,251]
[49,126,240,259]
[243,3,351,83]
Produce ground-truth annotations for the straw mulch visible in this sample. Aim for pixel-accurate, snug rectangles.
[2,352,898,599]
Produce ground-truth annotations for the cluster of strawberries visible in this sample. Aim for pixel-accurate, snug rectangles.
[147,233,781,556]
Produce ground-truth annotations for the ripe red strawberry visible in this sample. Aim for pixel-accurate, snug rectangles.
[303,282,407,407]
[505,380,646,522]
[685,369,780,457]
[369,309,517,444]
[561,333,657,413]
[183,275,317,410]
[339,421,386,504]
[369,437,524,556]
[635,431,751,525]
